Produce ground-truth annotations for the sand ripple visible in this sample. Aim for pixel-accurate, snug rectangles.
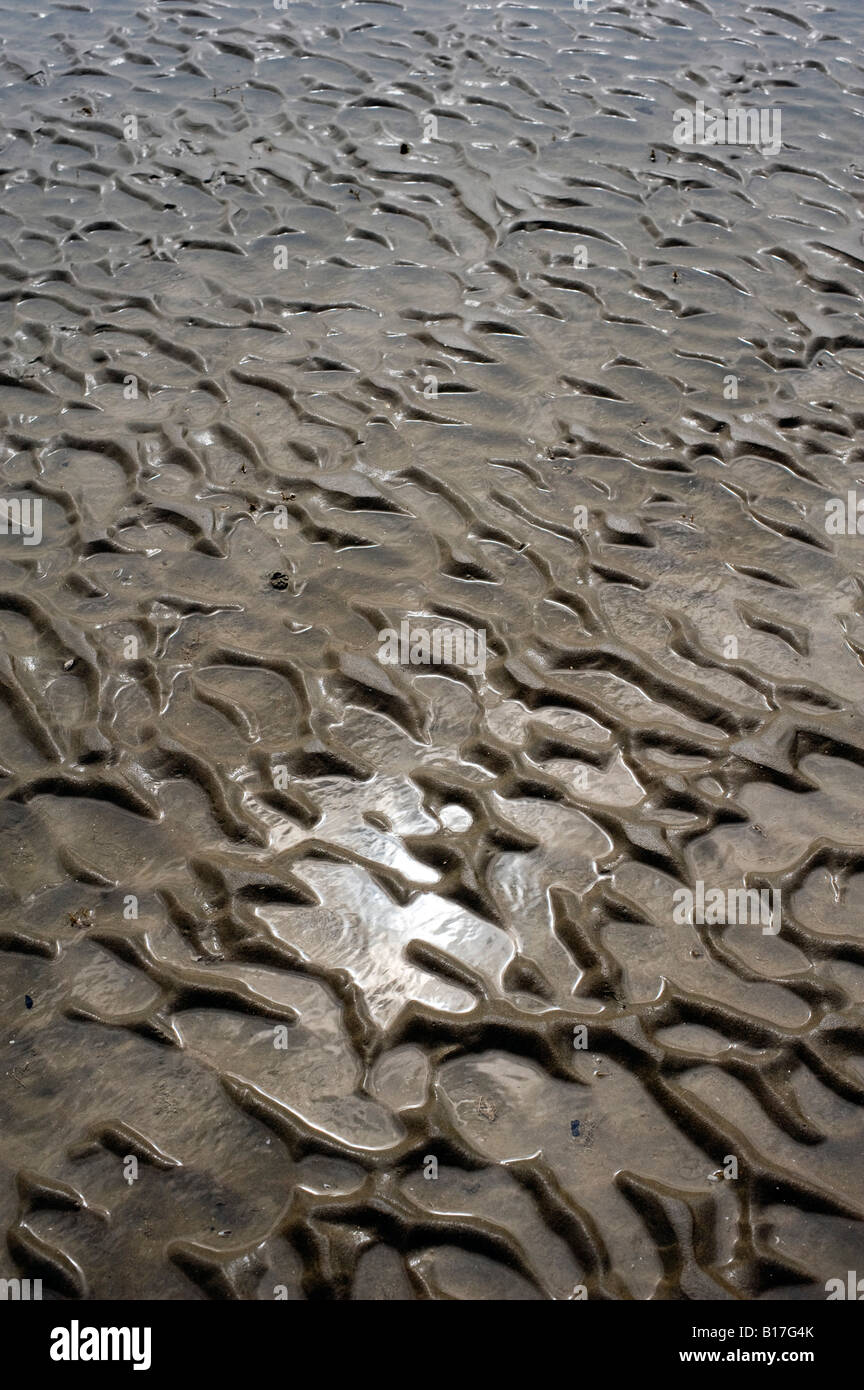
[1,0,864,1299]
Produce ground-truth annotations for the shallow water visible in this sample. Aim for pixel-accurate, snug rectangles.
[2,0,864,1300]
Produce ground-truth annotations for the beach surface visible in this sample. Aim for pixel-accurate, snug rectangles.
[2,0,864,1299]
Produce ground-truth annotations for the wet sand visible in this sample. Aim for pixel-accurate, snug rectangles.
[2,0,864,1300]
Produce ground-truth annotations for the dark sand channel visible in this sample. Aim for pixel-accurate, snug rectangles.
[2,0,864,1300]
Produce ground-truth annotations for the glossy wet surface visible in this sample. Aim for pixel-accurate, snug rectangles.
[2,0,864,1299]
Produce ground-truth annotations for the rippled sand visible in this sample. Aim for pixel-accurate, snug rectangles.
[2,0,864,1301]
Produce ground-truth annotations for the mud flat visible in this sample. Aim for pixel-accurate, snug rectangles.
[1,0,864,1300]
